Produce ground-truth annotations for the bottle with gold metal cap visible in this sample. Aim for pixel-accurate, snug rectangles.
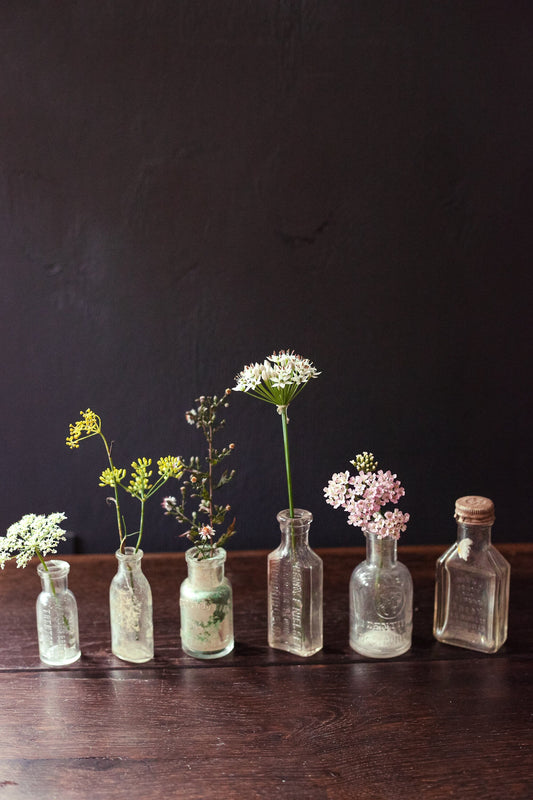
[433,496,510,653]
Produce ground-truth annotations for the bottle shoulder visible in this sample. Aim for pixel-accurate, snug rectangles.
[436,543,510,579]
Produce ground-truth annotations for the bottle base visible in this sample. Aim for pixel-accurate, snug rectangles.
[350,631,411,659]
[182,640,234,659]
[268,638,323,657]
[433,631,505,654]
[112,647,154,664]
[39,647,81,666]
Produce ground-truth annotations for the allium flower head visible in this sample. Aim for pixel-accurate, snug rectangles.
[233,350,320,411]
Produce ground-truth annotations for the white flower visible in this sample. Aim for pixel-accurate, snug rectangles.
[198,525,215,541]
[233,350,320,407]
[457,538,473,561]
[1,513,67,569]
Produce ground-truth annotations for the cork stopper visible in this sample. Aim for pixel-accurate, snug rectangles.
[454,495,495,525]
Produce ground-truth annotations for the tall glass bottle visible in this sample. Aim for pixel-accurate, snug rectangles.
[180,546,233,659]
[268,509,323,657]
[434,496,510,653]
[36,560,81,666]
[349,532,413,658]
[109,547,154,663]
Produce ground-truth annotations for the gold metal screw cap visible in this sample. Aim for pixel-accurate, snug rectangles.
[454,495,495,525]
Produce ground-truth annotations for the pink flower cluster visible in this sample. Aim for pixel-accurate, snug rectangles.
[324,467,409,540]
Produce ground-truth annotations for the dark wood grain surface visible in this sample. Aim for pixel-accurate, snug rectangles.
[0,545,531,799]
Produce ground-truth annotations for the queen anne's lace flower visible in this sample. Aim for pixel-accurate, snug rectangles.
[324,454,409,540]
[0,513,67,569]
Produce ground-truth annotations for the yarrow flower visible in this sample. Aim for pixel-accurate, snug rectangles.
[324,453,409,540]
[0,513,67,569]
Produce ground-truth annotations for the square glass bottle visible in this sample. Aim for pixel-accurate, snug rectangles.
[433,495,510,653]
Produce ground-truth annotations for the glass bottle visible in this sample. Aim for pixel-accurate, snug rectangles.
[434,495,510,653]
[268,508,323,657]
[349,531,413,658]
[36,559,81,666]
[109,547,154,663]
[180,546,233,659]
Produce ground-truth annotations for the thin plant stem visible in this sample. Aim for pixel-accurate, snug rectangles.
[280,408,297,551]
[101,433,125,552]
[36,549,70,631]
[280,409,294,518]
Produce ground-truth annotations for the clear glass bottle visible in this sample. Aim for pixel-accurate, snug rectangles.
[268,509,323,657]
[36,559,81,666]
[349,532,413,658]
[180,547,233,659]
[109,547,154,663]
[434,495,510,653]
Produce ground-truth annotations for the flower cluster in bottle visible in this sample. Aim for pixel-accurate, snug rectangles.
[324,453,409,540]
[162,392,236,559]
[66,409,182,552]
[0,513,67,569]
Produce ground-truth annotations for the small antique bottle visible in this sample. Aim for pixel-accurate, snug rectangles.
[180,546,233,659]
[434,496,510,653]
[349,531,413,658]
[109,547,154,663]
[268,509,323,657]
[36,560,81,666]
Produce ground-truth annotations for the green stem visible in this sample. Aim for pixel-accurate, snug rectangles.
[280,408,294,518]
[135,500,145,553]
[280,408,296,551]
[101,433,125,551]
[36,549,70,631]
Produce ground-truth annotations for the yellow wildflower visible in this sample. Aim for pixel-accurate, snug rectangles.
[99,467,127,488]
[157,456,184,479]
[66,409,101,449]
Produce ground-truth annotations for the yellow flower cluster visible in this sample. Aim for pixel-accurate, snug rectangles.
[128,458,153,498]
[157,456,184,479]
[66,409,101,449]
[99,467,127,488]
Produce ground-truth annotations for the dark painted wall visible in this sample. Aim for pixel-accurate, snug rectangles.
[2,2,532,553]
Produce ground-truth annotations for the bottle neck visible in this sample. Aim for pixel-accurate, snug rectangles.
[37,560,70,593]
[277,508,313,551]
[457,522,492,550]
[115,547,144,574]
[365,532,397,567]
[186,547,226,590]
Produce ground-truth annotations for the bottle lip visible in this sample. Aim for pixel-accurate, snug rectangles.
[36,559,70,577]
[186,546,226,565]
[454,495,495,525]
[115,546,144,561]
[277,508,313,524]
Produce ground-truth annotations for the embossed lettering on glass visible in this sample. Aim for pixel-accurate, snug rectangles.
[349,531,413,658]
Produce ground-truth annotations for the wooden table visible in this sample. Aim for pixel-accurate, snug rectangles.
[0,545,531,799]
